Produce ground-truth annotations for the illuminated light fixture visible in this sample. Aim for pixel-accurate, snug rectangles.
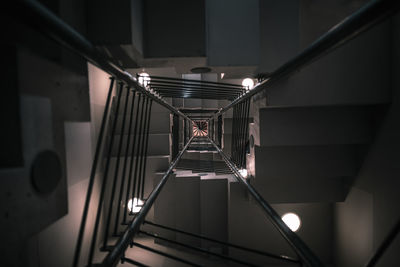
[242,78,254,89]
[128,198,144,213]
[138,72,150,87]
[281,213,301,232]
[239,168,248,178]
[221,73,225,79]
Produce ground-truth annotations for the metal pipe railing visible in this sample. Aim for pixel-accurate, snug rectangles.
[365,218,400,267]
[131,241,201,267]
[207,137,323,267]
[121,257,149,267]
[10,0,191,122]
[216,0,400,115]
[101,136,195,267]
[139,230,260,267]
[143,220,300,264]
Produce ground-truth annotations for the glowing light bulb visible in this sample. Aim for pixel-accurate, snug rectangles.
[239,169,248,178]
[138,72,150,87]
[242,78,254,89]
[128,198,144,213]
[282,213,301,232]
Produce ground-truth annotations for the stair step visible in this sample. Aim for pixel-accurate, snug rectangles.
[258,20,391,107]
[254,175,349,203]
[256,105,375,146]
[174,176,201,246]
[154,174,177,242]
[119,236,235,267]
[253,145,357,179]
[200,179,228,252]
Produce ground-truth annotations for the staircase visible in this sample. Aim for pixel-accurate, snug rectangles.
[7,0,398,266]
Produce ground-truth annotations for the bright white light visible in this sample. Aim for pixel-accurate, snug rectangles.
[242,78,254,89]
[239,169,248,178]
[128,198,144,213]
[221,73,225,79]
[282,213,301,232]
[138,72,150,87]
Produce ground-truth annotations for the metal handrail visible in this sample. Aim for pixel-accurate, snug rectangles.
[207,137,323,267]
[217,0,400,114]
[365,218,400,267]
[139,230,260,267]
[131,241,201,267]
[102,136,195,267]
[143,220,300,263]
[9,0,191,122]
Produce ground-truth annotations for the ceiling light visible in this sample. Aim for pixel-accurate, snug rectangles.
[239,168,248,178]
[282,213,301,232]
[138,72,150,87]
[242,78,254,89]
[128,198,144,213]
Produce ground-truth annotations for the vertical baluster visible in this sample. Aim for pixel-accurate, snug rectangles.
[73,77,115,267]
[241,99,249,167]
[114,89,136,235]
[242,99,251,168]
[218,115,222,148]
[136,98,151,202]
[140,100,153,200]
[130,96,147,215]
[123,93,142,224]
[102,85,130,249]
[88,81,124,265]
[183,119,187,146]
[235,102,244,165]
[230,105,237,162]
[172,114,179,159]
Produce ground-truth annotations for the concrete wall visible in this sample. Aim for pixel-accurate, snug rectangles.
[23,64,110,267]
[27,122,94,267]
[143,0,206,57]
[206,0,260,66]
[87,0,133,45]
[334,13,400,267]
[299,0,369,49]
[131,0,144,54]
[258,0,299,72]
